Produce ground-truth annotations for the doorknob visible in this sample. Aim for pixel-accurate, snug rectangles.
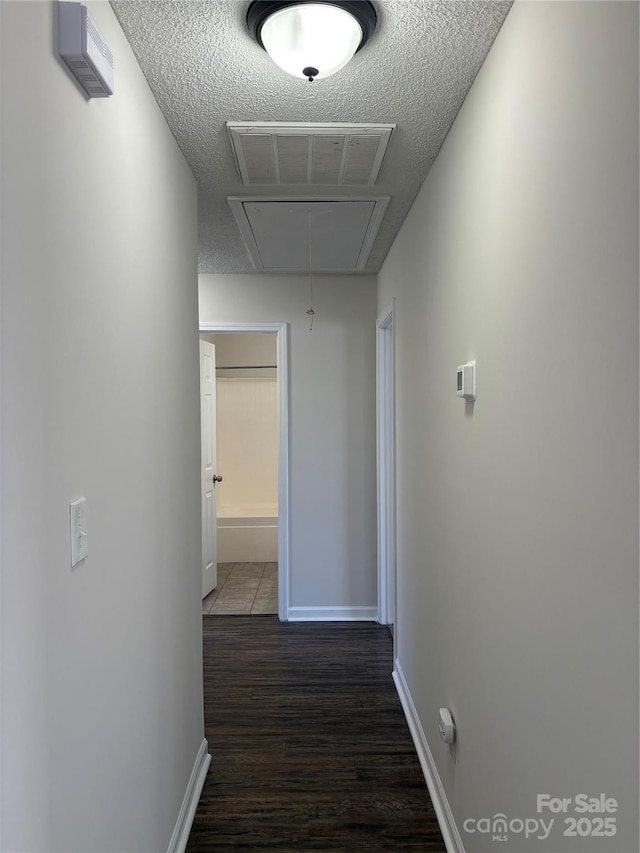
[213,474,223,483]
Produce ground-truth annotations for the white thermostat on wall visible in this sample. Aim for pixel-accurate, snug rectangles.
[58,2,114,98]
[456,360,476,401]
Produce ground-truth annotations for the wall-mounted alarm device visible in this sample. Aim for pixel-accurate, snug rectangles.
[439,707,456,744]
[58,2,114,98]
[456,360,476,401]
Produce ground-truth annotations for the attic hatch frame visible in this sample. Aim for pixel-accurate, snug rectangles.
[228,196,390,272]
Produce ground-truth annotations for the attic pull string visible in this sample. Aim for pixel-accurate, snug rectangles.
[306,211,315,331]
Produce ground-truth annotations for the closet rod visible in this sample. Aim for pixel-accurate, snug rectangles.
[216,364,277,370]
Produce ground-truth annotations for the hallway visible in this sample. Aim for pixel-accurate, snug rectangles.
[2,2,638,850]
[186,618,446,851]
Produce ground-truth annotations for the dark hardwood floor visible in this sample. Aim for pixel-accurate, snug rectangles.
[186,617,446,852]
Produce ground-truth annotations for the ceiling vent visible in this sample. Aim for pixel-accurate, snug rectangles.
[228,197,389,272]
[227,122,395,186]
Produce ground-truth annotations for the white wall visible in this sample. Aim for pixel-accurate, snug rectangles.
[378,2,639,851]
[216,376,279,516]
[204,333,279,516]
[203,332,277,369]
[1,3,203,851]
[199,274,377,610]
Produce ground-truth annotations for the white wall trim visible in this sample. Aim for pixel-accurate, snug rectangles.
[288,606,377,621]
[167,738,211,853]
[393,660,465,853]
[199,321,290,621]
[376,302,396,627]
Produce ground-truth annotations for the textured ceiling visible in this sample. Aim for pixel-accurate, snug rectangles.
[110,0,512,274]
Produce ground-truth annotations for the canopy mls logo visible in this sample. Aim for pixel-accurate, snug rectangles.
[463,794,618,844]
[463,814,554,842]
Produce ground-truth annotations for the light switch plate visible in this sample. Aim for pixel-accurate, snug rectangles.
[70,497,88,567]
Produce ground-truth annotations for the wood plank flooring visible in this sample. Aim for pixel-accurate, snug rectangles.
[186,617,446,852]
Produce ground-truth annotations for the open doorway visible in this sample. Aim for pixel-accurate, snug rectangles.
[199,322,290,621]
[202,332,278,615]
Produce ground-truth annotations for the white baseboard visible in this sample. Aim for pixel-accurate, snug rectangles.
[167,738,211,853]
[393,660,465,853]
[288,606,377,621]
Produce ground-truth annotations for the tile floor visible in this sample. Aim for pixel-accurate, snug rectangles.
[202,562,278,616]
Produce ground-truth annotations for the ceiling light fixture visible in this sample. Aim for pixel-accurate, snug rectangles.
[247,0,377,83]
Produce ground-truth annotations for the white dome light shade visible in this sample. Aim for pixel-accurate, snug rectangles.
[258,4,365,80]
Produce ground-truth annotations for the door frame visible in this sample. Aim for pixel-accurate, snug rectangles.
[376,303,396,629]
[199,321,290,621]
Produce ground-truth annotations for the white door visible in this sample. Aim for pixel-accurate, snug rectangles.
[200,340,219,598]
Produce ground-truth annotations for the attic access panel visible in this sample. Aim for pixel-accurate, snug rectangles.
[228,198,389,272]
[227,122,395,186]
